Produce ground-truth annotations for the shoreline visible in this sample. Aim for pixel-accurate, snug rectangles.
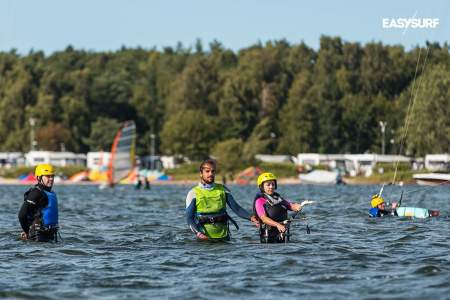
[0,176,416,186]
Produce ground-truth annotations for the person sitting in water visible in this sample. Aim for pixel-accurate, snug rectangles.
[253,172,313,243]
[18,164,59,242]
[185,159,259,241]
[369,195,398,217]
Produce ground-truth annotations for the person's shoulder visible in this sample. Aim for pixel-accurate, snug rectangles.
[25,186,46,204]
[255,197,266,204]
[189,184,201,192]
[369,207,379,217]
[215,183,231,192]
[27,186,44,196]
[186,188,197,198]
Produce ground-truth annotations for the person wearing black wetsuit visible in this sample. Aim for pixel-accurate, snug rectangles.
[18,164,59,242]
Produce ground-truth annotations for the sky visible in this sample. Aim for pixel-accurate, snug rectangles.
[0,0,449,55]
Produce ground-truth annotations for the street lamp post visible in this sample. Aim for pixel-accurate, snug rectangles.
[379,121,387,155]
[29,117,37,151]
[150,133,156,170]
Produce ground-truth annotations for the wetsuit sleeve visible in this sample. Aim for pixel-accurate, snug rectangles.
[18,189,46,234]
[225,192,252,220]
[255,198,267,218]
[281,199,293,210]
[185,190,202,234]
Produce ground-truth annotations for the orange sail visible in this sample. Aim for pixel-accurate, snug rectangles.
[107,121,136,186]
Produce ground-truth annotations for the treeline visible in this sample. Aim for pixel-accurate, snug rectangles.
[0,36,449,161]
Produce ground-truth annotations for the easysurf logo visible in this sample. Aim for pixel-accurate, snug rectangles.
[382,18,440,29]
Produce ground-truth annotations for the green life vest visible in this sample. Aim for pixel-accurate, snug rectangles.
[194,184,228,239]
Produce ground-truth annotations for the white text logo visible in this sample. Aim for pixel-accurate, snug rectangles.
[382,18,440,29]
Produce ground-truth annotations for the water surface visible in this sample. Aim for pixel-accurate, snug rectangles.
[1,184,449,299]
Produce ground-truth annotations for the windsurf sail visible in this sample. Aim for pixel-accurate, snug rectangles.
[107,120,136,186]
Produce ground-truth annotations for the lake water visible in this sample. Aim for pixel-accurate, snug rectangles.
[1,183,449,299]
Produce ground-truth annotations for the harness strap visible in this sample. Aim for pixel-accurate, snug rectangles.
[226,213,239,231]
[197,215,228,224]
[197,213,240,231]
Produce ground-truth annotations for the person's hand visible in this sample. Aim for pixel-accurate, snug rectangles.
[391,202,398,209]
[250,215,260,227]
[276,223,286,233]
[20,232,28,241]
[196,232,208,240]
[291,203,302,212]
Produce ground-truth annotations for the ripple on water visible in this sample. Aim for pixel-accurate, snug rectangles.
[1,184,450,299]
[413,265,441,276]
[58,249,91,256]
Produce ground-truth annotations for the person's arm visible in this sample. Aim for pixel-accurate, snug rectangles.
[186,199,202,234]
[185,190,207,239]
[280,196,314,212]
[259,215,286,232]
[280,199,295,211]
[18,201,33,234]
[255,198,285,232]
[226,192,252,220]
[18,189,44,235]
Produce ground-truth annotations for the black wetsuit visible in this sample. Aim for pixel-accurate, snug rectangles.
[18,184,58,242]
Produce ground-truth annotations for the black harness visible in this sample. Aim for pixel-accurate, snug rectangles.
[197,212,239,230]
[253,192,290,243]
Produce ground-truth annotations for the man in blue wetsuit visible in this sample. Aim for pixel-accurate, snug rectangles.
[18,164,59,242]
[185,159,259,241]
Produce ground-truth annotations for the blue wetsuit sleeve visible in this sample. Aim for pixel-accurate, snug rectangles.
[186,190,202,234]
[186,199,202,234]
[226,193,252,220]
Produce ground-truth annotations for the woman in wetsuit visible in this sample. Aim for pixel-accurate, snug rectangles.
[253,172,312,243]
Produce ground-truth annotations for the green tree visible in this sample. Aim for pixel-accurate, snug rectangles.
[212,138,246,173]
[404,64,450,156]
[36,122,72,151]
[165,56,220,115]
[277,70,317,154]
[160,110,219,160]
[83,117,121,151]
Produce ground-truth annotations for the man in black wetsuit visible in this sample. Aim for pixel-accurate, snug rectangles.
[18,164,59,242]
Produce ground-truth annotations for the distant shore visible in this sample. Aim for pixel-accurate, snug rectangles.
[0,176,415,186]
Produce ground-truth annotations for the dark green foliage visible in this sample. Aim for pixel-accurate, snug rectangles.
[0,39,449,159]
[258,162,298,178]
[0,165,86,178]
[212,138,246,173]
[83,117,121,151]
[160,109,219,160]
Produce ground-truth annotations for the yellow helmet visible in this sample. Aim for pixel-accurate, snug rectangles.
[371,195,385,208]
[35,164,55,177]
[257,172,277,187]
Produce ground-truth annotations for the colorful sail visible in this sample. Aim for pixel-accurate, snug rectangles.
[108,120,136,185]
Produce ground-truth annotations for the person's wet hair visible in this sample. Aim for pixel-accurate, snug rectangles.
[199,159,217,172]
